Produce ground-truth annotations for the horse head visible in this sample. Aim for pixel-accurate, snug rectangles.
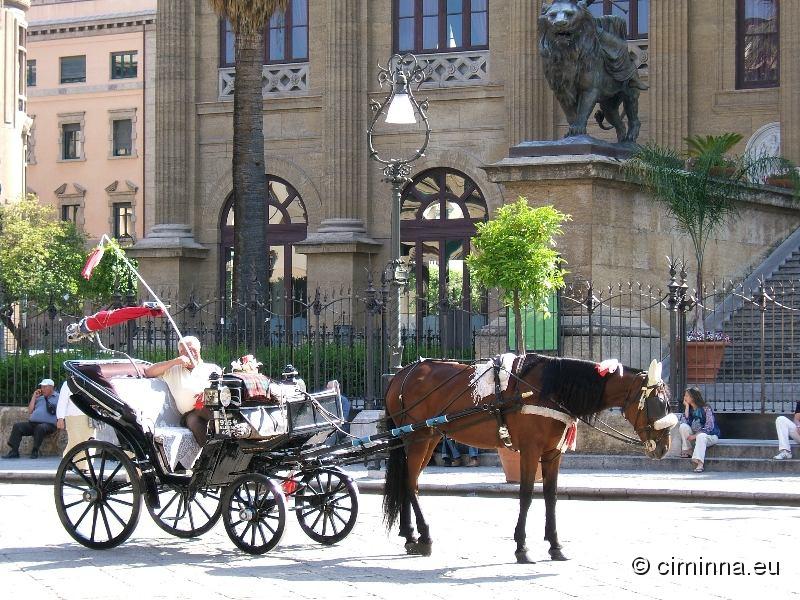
[619,359,676,459]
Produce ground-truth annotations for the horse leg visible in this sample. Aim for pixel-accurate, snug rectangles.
[404,438,437,556]
[513,449,541,564]
[541,450,567,561]
[398,495,417,545]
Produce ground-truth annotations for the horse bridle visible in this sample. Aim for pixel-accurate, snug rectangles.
[621,373,673,451]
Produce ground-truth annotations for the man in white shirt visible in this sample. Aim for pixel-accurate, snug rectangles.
[144,336,221,444]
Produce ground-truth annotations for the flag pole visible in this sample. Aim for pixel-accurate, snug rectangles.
[95,235,196,366]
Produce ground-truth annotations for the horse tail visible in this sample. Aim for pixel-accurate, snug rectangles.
[594,109,614,130]
[382,416,409,530]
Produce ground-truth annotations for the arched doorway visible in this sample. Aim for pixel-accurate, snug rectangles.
[220,176,308,335]
[400,167,488,353]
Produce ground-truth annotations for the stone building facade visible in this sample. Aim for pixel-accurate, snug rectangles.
[0,0,31,206]
[26,0,156,245]
[137,0,800,310]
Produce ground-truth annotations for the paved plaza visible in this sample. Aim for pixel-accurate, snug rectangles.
[0,481,797,600]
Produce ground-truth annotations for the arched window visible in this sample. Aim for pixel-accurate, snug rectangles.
[394,0,489,54]
[587,0,649,39]
[220,176,308,334]
[219,0,309,67]
[736,0,779,89]
[400,168,488,350]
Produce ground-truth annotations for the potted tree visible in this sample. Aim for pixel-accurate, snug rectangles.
[627,133,799,379]
[467,198,570,482]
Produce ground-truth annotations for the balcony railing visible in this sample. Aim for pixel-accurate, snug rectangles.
[218,62,309,100]
[417,50,490,88]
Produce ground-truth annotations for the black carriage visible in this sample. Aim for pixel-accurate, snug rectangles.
[55,358,360,554]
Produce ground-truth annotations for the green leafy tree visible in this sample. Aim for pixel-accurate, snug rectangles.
[467,198,570,354]
[208,0,289,304]
[627,133,800,330]
[0,196,136,347]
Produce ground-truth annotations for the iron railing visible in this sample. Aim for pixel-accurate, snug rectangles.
[2,259,798,413]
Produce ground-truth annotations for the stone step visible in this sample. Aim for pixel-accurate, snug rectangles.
[560,453,800,473]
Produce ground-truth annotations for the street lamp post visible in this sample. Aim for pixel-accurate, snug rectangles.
[367,53,431,374]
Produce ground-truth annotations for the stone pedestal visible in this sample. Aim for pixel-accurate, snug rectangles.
[128,224,209,300]
[482,145,800,288]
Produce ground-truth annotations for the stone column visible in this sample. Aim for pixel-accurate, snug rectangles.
[130,0,207,299]
[779,1,800,164]
[296,0,379,293]
[649,0,689,150]
[506,0,553,147]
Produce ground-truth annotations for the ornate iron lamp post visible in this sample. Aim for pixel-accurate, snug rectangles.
[367,53,431,373]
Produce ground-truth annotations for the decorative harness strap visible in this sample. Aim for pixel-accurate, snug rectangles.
[519,405,577,453]
[491,355,514,448]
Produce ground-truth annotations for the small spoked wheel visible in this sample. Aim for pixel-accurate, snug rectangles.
[146,484,222,538]
[222,473,286,555]
[54,440,141,550]
[295,468,359,545]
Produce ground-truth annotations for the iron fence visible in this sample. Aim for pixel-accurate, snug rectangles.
[2,259,798,413]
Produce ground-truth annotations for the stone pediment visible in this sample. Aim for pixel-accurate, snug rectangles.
[54,183,86,198]
[105,180,139,194]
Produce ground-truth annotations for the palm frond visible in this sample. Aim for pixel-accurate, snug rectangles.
[208,0,290,34]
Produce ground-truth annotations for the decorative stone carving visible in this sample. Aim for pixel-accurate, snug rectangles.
[218,63,310,100]
[745,122,781,158]
[418,51,490,88]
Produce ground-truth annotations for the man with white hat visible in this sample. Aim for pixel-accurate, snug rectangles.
[3,378,59,459]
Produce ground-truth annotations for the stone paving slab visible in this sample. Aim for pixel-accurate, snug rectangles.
[3,456,799,505]
[0,484,796,599]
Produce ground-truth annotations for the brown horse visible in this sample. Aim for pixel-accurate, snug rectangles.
[382,353,675,564]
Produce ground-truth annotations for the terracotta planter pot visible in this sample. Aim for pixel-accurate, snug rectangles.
[708,166,736,178]
[685,341,728,383]
[498,447,541,483]
[766,175,795,189]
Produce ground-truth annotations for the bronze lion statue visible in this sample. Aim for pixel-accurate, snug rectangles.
[539,0,647,143]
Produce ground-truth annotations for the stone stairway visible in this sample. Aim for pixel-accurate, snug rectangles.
[714,240,800,383]
[562,439,800,473]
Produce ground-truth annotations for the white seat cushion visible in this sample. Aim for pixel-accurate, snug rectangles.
[109,377,199,469]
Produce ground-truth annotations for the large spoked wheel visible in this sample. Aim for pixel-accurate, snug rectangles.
[222,473,286,555]
[145,484,222,538]
[295,468,359,545]
[54,440,141,550]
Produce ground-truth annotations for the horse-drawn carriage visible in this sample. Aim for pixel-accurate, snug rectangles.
[55,302,676,563]
[56,332,363,554]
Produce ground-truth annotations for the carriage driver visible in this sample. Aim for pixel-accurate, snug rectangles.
[144,336,221,445]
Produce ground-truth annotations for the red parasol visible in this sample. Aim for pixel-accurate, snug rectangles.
[80,304,164,333]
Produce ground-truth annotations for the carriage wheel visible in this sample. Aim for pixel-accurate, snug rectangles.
[145,484,222,538]
[54,440,141,550]
[295,468,359,545]
[222,473,286,555]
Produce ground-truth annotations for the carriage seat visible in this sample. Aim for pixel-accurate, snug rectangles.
[109,377,201,471]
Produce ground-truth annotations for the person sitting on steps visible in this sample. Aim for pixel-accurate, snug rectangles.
[4,379,59,459]
[773,399,800,460]
[677,387,720,473]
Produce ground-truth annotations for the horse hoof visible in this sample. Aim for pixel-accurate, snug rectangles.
[549,549,568,561]
[405,541,432,556]
[515,550,535,564]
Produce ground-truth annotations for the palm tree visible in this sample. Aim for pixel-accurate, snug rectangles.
[627,134,800,330]
[208,0,289,304]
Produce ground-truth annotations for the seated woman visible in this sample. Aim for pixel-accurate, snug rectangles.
[144,336,221,445]
[677,387,720,473]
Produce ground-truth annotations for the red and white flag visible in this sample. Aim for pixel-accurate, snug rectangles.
[81,245,105,280]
